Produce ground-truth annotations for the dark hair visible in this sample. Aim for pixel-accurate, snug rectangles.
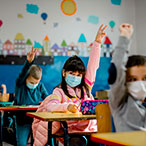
[60,55,90,99]
[108,55,146,85]
[126,55,146,68]
[29,65,42,80]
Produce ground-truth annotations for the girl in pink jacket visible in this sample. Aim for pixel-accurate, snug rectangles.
[32,24,107,146]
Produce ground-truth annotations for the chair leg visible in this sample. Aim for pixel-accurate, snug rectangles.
[30,128,34,146]
[0,111,4,146]
[12,115,17,146]
[82,136,88,146]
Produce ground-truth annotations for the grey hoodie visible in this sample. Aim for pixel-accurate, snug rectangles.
[108,36,146,132]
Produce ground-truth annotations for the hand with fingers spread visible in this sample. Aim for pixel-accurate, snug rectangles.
[95,24,108,43]
[27,47,37,63]
[119,23,133,39]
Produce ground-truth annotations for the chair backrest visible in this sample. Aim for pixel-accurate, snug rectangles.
[96,104,111,133]
[95,90,109,99]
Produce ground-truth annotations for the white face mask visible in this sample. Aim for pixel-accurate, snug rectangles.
[127,81,146,100]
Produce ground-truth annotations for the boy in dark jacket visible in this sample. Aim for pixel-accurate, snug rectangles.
[14,47,48,146]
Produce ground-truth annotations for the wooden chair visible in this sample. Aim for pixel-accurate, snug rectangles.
[95,90,109,100]
[96,104,111,133]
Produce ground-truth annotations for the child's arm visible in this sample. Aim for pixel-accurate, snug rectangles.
[40,83,48,100]
[46,88,78,113]
[108,24,133,109]
[16,47,36,86]
[85,24,107,89]
[46,95,75,112]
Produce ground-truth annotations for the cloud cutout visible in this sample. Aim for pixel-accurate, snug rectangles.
[88,15,99,24]
[26,4,39,14]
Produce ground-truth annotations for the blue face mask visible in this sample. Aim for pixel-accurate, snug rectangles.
[65,74,82,87]
[26,82,38,89]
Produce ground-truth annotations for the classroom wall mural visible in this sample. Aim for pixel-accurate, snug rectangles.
[0,0,136,59]
[0,0,137,94]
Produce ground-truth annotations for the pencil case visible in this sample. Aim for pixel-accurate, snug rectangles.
[80,99,109,115]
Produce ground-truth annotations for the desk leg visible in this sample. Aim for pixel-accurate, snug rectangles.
[61,121,69,146]
[48,122,55,146]
[0,111,4,146]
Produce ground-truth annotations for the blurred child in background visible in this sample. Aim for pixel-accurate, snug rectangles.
[14,47,48,146]
[108,23,146,132]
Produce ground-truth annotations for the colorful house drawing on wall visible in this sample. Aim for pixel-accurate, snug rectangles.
[34,41,43,56]
[2,40,15,55]
[43,35,51,56]
[78,33,88,56]
[61,40,68,56]
[51,43,61,56]
[103,36,112,57]
[68,42,79,56]
[25,39,33,53]
[14,33,25,55]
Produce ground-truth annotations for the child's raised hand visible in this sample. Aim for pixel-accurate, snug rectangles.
[67,104,79,113]
[119,23,133,39]
[27,47,37,63]
[95,24,108,43]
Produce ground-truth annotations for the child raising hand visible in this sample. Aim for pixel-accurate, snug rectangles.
[14,47,48,146]
[108,23,146,132]
[32,24,107,146]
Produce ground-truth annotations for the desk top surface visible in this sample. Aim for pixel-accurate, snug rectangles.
[0,105,39,111]
[91,131,146,146]
[26,112,96,121]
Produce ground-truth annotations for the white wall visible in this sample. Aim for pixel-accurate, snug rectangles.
[0,0,137,54]
[135,0,146,55]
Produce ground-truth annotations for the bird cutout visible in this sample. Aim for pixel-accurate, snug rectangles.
[53,22,58,28]
[76,17,81,21]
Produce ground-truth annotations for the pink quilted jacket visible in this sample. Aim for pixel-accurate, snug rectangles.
[32,41,101,146]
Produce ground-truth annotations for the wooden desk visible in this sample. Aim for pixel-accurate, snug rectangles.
[27,111,96,121]
[0,105,39,111]
[91,131,146,146]
[0,105,39,146]
[27,112,96,146]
